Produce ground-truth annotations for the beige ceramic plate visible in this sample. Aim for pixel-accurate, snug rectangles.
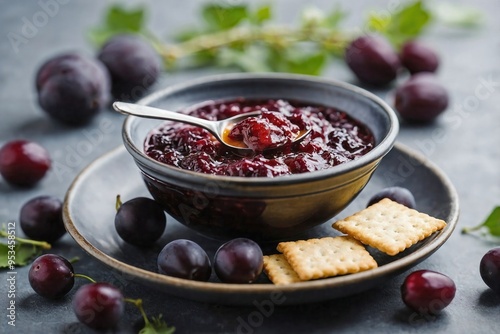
[63,142,459,305]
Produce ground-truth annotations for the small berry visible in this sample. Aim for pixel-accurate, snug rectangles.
[72,282,124,330]
[400,40,439,74]
[157,239,211,281]
[0,140,51,187]
[367,187,416,209]
[345,35,401,86]
[20,196,65,243]
[115,197,166,247]
[401,270,456,314]
[214,238,263,283]
[29,254,74,299]
[480,247,500,294]
[395,73,449,123]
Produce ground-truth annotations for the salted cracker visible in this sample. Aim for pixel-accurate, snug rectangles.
[263,254,302,285]
[276,236,378,281]
[332,198,447,256]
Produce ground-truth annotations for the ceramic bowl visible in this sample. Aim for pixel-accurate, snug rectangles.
[122,73,399,239]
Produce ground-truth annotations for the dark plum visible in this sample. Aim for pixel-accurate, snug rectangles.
[29,254,74,299]
[394,73,449,123]
[367,187,416,209]
[401,270,456,314]
[214,238,263,283]
[345,35,401,86]
[98,35,161,100]
[36,53,110,125]
[115,197,166,247]
[72,282,124,330]
[400,40,439,74]
[20,196,65,243]
[480,247,500,294]
[0,140,51,187]
[157,239,211,281]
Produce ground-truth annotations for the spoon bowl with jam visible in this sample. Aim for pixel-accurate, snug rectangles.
[113,101,311,155]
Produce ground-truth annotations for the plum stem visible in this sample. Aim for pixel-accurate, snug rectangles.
[146,24,350,67]
[115,194,123,212]
[73,273,96,283]
[125,298,151,327]
[0,229,51,249]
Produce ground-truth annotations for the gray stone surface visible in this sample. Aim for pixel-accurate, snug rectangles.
[0,0,499,333]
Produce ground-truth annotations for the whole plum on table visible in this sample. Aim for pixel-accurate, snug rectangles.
[0,139,51,187]
[36,53,110,125]
[72,282,124,330]
[98,34,161,100]
[394,73,449,123]
[480,247,500,294]
[29,254,74,299]
[400,40,439,74]
[345,34,401,86]
[20,195,65,243]
[401,270,456,315]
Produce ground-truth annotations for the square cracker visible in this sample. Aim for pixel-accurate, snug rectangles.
[332,198,447,256]
[276,236,377,281]
[263,254,302,285]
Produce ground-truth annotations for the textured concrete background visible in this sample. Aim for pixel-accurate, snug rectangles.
[0,0,499,333]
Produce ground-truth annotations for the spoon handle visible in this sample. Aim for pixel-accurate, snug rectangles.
[113,102,218,133]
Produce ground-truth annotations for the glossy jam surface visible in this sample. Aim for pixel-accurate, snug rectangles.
[145,99,375,177]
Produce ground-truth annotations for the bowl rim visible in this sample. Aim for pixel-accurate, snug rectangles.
[122,73,399,186]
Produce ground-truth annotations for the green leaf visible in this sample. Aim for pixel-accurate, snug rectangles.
[325,6,347,28]
[480,207,500,236]
[88,5,145,46]
[218,46,272,72]
[139,315,175,334]
[0,242,41,269]
[275,48,327,75]
[202,4,249,30]
[87,27,120,47]
[462,207,500,236]
[368,0,432,47]
[253,5,272,24]
[367,12,391,33]
[432,3,482,27]
[105,5,145,32]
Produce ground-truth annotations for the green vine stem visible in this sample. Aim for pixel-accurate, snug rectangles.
[145,24,351,67]
[125,298,151,328]
[0,229,51,250]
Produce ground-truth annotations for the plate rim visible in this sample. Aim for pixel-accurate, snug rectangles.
[63,142,459,299]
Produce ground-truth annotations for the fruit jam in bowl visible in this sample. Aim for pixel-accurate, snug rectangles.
[122,73,399,240]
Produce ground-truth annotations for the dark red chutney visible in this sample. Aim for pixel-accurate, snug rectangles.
[145,99,375,177]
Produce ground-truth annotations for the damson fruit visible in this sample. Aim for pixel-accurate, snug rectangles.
[98,35,161,100]
[20,195,66,243]
[115,197,166,247]
[401,270,456,315]
[480,247,500,294]
[214,238,263,283]
[345,35,401,86]
[394,73,449,123]
[0,140,51,187]
[157,239,211,281]
[29,254,74,299]
[72,283,124,330]
[367,187,416,209]
[400,40,439,74]
[36,53,110,125]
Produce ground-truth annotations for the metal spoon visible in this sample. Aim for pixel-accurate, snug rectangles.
[113,101,311,155]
